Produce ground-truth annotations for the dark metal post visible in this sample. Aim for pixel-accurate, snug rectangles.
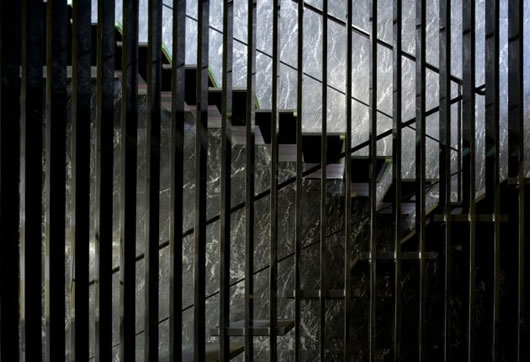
[415,0,427,359]
[45,1,67,359]
[294,0,304,360]
[0,1,21,361]
[71,1,91,359]
[20,0,43,359]
[270,0,280,360]
[145,0,162,360]
[392,0,403,359]
[457,84,462,203]
[120,0,139,359]
[320,1,328,359]
[220,0,233,360]
[344,0,353,360]
[439,0,452,359]
[369,0,378,359]
[484,0,500,359]
[508,0,524,360]
[95,0,115,360]
[462,0,477,359]
[169,0,186,360]
[194,0,209,360]
[245,0,257,360]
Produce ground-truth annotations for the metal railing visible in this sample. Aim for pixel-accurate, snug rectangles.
[0,0,526,361]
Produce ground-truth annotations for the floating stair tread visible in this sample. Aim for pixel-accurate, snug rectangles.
[286,289,346,299]
[178,342,244,362]
[383,178,438,203]
[210,319,294,336]
[301,133,345,164]
[349,156,391,183]
[434,213,508,223]
[359,251,438,261]
[263,144,298,162]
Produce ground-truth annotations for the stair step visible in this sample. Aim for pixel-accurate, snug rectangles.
[301,133,344,164]
[359,251,438,261]
[383,178,437,203]
[210,319,294,337]
[286,289,346,299]
[263,144,298,162]
[175,342,244,362]
[208,88,248,125]
[255,110,298,144]
[350,156,391,183]
[434,213,508,223]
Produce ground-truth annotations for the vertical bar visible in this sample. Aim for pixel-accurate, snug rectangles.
[369,0,378,360]
[169,0,186,360]
[508,0,524,360]
[392,0,402,359]
[484,0,500,359]
[120,0,139,359]
[20,0,44,359]
[145,0,162,360]
[320,1,328,359]
[462,0,476,359]
[415,0,427,359]
[245,0,257,359]
[71,1,91,360]
[270,0,280,360]
[220,0,233,360]
[194,0,209,360]
[44,1,67,360]
[95,0,115,360]
[294,0,304,360]
[439,0,452,359]
[344,0,353,359]
[0,1,21,361]
[457,85,462,203]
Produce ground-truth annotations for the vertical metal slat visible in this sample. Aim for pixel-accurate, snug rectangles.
[508,0,525,360]
[369,0,378,359]
[45,1,68,359]
[294,0,304,360]
[95,0,115,359]
[145,0,162,360]
[462,0,477,359]
[220,0,233,360]
[245,0,257,359]
[344,0,353,359]
[392,0,403,359]
[320,1,328,359]
[169,0,186,360]
[20,0,44,359]
[439,0,452,359]
[484,0,500,359]
[120,0,139,359]
[270,0,280,360]
[194,0,209,360]
[71,1,91,360]
[415,0,427,359]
